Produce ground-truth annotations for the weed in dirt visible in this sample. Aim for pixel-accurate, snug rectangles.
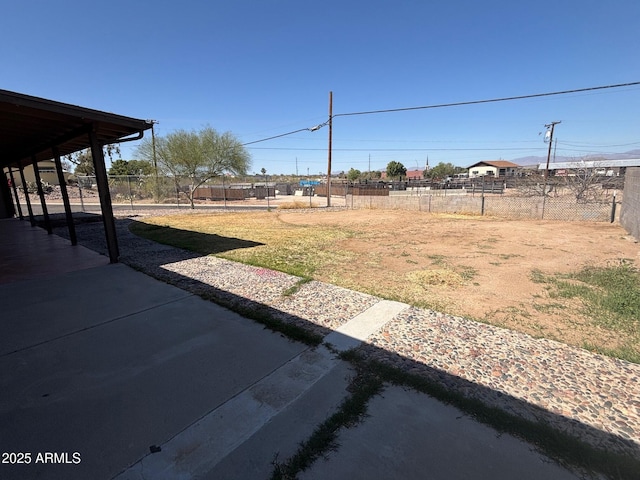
[458,265,478,281]
[583,342,640,364]
[498,253,522,260]
[530,262,640,361]
[428,254,447,266]
[534,262,640,334]
[282,277,312,297]
[532,302,568,314]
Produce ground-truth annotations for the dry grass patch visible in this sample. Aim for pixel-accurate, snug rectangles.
[277,201,315,210]
[133,211,355,278]
[407,269,466,287]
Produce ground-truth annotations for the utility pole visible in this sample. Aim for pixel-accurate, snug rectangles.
[541,121,560,219]
[543,121,561,182]
[326,91,333,207]
[146,120,159,202]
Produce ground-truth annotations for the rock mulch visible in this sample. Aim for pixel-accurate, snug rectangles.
[360,308,640,457]
[55,212,640,458]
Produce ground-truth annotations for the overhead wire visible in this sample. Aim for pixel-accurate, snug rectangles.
[242,127,316,146]
[241,80,640,148]
[332,81,640,118]
[248,146,540,152]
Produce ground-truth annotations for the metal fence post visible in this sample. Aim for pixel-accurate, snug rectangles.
[127,175,133,210]
[481,176,485,216]
[610,192,617,223]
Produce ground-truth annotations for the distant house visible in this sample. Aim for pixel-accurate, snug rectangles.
[405,169,424,180]
[14,160,74,185]
[380,168,424,180]
[467,160,519,178]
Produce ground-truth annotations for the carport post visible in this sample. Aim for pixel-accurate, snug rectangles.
[7,167,23,219]
[32,156,52,234]
[18,166,35,226]
[89,129,119,263]
[53,146,77,245]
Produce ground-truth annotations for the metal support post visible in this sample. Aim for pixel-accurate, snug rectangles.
[32,156,52,234]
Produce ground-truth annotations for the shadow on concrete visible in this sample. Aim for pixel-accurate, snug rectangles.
[42,215,640,476]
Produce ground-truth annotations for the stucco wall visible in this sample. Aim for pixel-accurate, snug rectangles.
[620,167,640,240]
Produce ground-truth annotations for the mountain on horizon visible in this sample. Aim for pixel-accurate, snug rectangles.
[510,149,640,166]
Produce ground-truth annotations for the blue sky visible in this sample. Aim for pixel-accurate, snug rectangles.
[3,0,639,174]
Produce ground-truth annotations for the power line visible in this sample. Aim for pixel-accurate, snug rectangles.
[241,127,316,146]
[241,81,640,146]
[247,146,541,152]
[558,140,640,148]
[333,81,640,118]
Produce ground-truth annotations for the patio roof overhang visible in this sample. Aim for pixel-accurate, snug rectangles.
[0,90,153,263]
[0,89,151,170]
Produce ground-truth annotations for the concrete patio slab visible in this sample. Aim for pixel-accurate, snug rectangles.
[0,263,192,356]
[0,218,108,285]
[299,385,581,480]
[0,266,307,480]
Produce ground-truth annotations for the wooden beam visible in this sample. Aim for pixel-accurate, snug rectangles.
[7,167,23,219]
[53,146,77,245]
[89,128,119,263]
[17,165,35,226]
[32,156,52,234]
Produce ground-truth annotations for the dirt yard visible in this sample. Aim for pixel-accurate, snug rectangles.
[278,209,640,353]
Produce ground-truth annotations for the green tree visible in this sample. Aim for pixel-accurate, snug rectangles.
[108,159,130,175]
[67,144,121,176]
[71,150,95,176]
[347,168,362,181]
[425,162,464,180]
[136,126,251,208]
[108,159,154,176]
[386,161,406,180]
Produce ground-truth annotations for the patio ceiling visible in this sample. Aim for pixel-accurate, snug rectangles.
[0,89,151,169]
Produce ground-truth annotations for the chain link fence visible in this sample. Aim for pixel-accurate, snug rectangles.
[349,176,621,222]
[13,172,623,223]
[74,175,316,206]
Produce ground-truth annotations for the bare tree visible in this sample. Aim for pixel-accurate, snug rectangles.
[563,159,608,202]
